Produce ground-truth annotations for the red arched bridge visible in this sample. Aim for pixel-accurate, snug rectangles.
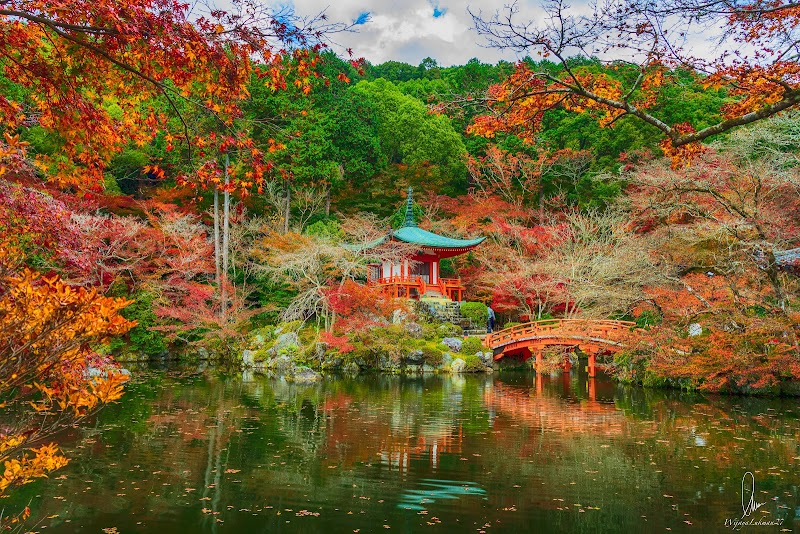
[483,319,636,377]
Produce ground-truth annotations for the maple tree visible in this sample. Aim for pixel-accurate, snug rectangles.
[610,116,800,392]
[0,242,133,520]
[469,0,800,164]
[323,280,398,336]
[629,115,800,309]
[0,0,355,190]
[615,273,800,393]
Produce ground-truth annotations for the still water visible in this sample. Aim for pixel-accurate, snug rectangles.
[9,368,800,533]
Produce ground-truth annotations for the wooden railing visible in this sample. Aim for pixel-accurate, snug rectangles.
[485,319,636,350]
[369,276,465,300]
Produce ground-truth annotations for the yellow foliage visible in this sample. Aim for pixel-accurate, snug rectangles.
[0,241,133,504]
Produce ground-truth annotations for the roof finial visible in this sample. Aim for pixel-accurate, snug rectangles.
[403,186,416,227]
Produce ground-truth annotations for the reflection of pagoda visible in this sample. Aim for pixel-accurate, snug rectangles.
[320,391,465,473]
[367,188,485,301]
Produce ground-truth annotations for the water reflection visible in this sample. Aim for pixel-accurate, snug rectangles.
[6,370,800,533]
[397,479,487,511]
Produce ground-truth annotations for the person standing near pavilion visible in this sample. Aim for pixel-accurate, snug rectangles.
[487,305,496,333]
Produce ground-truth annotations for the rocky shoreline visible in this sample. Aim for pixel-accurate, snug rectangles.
[239,327,500,384]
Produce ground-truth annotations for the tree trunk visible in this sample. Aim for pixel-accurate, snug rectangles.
[283,179,291,234]
[213,189,221,285]
[764,250,787,311]
[325,183,331,218]
[538,189,545,223]
[221,154,230,322]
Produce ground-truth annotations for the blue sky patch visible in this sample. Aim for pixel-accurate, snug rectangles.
[354,12,370,25]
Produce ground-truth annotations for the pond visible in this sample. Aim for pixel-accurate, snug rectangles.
[8,367,800,533]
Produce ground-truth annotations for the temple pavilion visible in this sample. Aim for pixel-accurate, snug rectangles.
[366,188,485,301]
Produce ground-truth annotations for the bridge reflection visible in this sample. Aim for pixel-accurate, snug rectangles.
[485,378,625,437]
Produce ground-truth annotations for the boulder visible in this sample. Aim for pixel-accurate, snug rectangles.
[342,362,360,376]
[441,352,453,366]
[269,355,296,376]
[314,342,328,361]
[781,381,800,396]
[478,351,494,365]
[265,332,300,358]
[404,349,425,365]
[242,349,256,367]
[405,322,424,338]
[252,334,266,347]
[441,337,462,352]
[322,355,343,370]
[392,309,408,324]
[273,332,299,352]
[688,323,703,337]
[450,358,466,373]
[290,366,322,384]
[422,364,436,373]
[378,354,401,373]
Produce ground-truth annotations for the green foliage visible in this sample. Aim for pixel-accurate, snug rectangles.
[389,201,425,229]
[421,323,439,341]
[103,174,124,196]
[21,125,61,156]
[461,337,484,356]
[438,258,456,278]
[421,344,444,366]
[108,148,151,196]
[746,305,769,318]
[277,320,304,333]
[460,302,488,325]
[462,354,485,372]
[351,79,467,184]
[304,219,344,239]
[437,323,463,337]
[635,310,662,328]
[109,291,167,356]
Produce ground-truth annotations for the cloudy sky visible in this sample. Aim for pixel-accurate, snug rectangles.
[286,0,541,67]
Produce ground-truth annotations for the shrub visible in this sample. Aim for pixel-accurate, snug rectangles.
[460,302,488,325]
[635,310,661,328]
[421,344,444,366]
[277,320,304,333]
[461,337,485,355]
[109,291,167,356]
[421,323,438,341]
[437,323,463,337]
[304,219,343,239]
[462,354,485,372]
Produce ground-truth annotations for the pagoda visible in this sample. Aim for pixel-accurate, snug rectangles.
[367,188,485,301]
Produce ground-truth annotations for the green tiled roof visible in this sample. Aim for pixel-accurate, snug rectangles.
[391,186,484,248]
[344,187,485,251]
[391,226,485,248]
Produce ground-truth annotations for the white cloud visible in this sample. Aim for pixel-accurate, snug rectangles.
[267,0,724,67]
[286,0,542,66]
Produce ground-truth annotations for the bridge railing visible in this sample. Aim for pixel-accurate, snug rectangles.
[485,319,636,349]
